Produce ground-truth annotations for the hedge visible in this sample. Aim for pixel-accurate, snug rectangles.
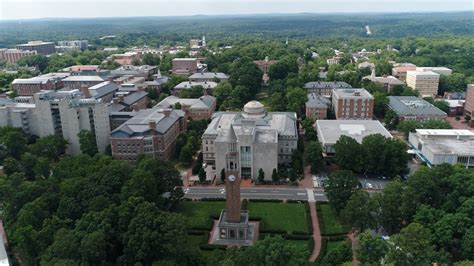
[182,198,192,201]
[209,214,220,220]
[308,238,315,256]
[292,230,311,236]
[287,200,305,204]
[260,229,287,234]
[199,244,227,251]
[283,234,311,240]
[313,238,328,265]
[248,199,283,203]
[200,198,226,201]
[326,235,348,241]
[249,216,262,221]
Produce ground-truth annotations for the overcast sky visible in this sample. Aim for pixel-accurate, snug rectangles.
[0,0,472,20]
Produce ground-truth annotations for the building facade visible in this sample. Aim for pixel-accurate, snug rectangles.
[464,84,474,127]
[189,72,229,82]
[253,57,278,84]
[391,65,417,80]
[406,70,440,97]
[173,81,217,95]
[304,81,352,97]
[408,129,474,168]
[16,41,56,55]
[62,76,105,90]
[0,49,37,63]
[306,93,331,120]
[202,101,298,180]
[57,40,89,50]
[110,107,187,162]
[364,75,404,93]
[172,58,198,75]
[332,88,374,120]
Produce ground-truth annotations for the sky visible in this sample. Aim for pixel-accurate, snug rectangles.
[0,0,472,20]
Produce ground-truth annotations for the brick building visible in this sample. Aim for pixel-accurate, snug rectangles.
[172,58,198,75]
[464,84,474,127]
[332,88,374,120]
[254,57,278,84]
[16,40,56,55]
[156,95,216,121]
[110,107,187,161]
[305,93,331,120]
[0,49,37,63]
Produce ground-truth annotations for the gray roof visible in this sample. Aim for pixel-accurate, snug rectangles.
[304,81,351,89]
[189,72,229,80]
[364,75,404,85]
[12,78,49,85]
[388,96,447,117]
[333,88,374,99]
[111,107,184,136]
[174,81,217,90]
[88,81,118,99]
[156,95,215,110]
[316,120,392,145]
[62,75,105,82]
[306,93,331,108]
[108,91,148,112]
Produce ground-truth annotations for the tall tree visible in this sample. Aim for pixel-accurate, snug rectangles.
[341,190,374,232]
[78,130,98,156]
[333,136,365,173]
[387,223,435,266]
[357,231,388,265]
[305,141,323,173]
[325,170,360,214]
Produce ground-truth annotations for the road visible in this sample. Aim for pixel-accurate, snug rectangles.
[184,187,328,202]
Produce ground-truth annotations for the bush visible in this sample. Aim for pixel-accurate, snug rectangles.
[189,225,213,231]
[308,238,315,255]
[314,238,328,265]
[241,199,249,210]
[187,229,207,235]
[287,200,305,204]
[199,244,227,251]
[182,198,192,201]
[292,230,311,235]
[248,199,283,203]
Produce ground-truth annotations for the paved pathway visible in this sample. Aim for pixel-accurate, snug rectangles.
[347,232,360,265]
[308,201,322,262]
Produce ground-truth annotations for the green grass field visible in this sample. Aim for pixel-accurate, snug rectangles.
[247,202,310,234]
[326,240,347,252]
[176,201,225,229]
[318,204,348,235]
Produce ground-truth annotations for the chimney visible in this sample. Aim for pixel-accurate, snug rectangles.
[81,85,90,98]
[132,103,139,111]
[118,95,124,103]
[148,120,156,129]
[112,97,119,104]
[163,108,171,117]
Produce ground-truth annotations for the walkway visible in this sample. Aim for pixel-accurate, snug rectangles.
[308,202,322,262]
[347,232,360,265]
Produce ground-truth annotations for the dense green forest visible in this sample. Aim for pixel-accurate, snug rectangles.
[0,12,472,47]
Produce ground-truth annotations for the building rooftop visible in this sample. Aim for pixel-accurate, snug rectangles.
[304,81,352,89]
[306,93,331,108]
[406,70,440,77]
[17,40,54,46]
[189,72,229,80]
[111,107,184,136]
[156,95,216,110]
[88,81,118,99]
[316,120,392,144]
[332,88,374,99]
[174,81,218,90]
[417,137,474,156]
[414,129,474,137]
[172,58,197,61]
[388,96,447,117]
[62,75,105,82]
[365,75,404,85]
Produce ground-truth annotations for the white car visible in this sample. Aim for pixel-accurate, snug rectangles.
[367,183,373,189]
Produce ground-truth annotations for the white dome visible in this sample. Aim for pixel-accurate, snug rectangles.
[242,100,266,118]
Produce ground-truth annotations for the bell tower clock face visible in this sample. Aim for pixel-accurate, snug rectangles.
[228,175,236,182]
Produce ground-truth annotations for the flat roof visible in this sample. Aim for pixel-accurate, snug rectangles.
[388,96,447,117]
[406,70,440,77]
[316,120,392,145]
[415,129,474,137]
[422,138,474,156]
[332,88,373,99]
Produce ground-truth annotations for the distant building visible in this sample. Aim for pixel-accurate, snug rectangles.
[326,56,341,65]
[189,72,229,82]
[444,100,464,117]
[0,49,37,63]
[306,93,331,120]
[364,74,404,93]
[16,40,55,55]
[0,99,37,136]
[464,84,474,127]
[113,75,146,85]
[202,101,298,180]
[406,70,440,97]
[387,96,447,121]
[408,129,474,168]
[392,65,417,80]
[57,40,89,50]
[316,120,392,156]
[254,57,278,84]
[112,52,139,65]
[156,95,216,121]
[11,72,69,96]
[87,81,119,102]
[110,107,187,162]
[444,91,465,100]
[358,61,375,69]
[110,65,157,80]
[62,75,105,90]
[173,81,217,95]
[303,81,352,97]
[61,65,104,76]
[172,58,198,75]
[332,88,374,120]
[416,67,452,76]
[109,91,148,113]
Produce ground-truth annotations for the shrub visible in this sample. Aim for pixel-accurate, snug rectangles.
[292,230,311,235]
[260,229,287,234]
[199,244,227,250]
[248,199,283,203]
[283,234,311,240]
[200,198,226,201]
[187,230,207,235]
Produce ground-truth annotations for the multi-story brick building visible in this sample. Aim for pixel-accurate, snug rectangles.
[189,72,229,82]
[16,40,56,55]
[156,95,216,121]
[406,71,440,97]
[11,73,69,96]
[173,81,218,95]
[364,74,404,93]
[392,65,417,80]
[0,49,37,63]
[172,58,198,75]
[254,57,278,84]
[110,65,157,80]
[464,84,474,127]
[62,75,105,90]
[110,107,187,161]
[306,93,331,120]
[332,88,374,119]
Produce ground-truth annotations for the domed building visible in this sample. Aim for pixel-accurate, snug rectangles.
[202,101,298,180]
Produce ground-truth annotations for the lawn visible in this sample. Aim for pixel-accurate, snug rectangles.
[247,202,310,234]
[326,240,347,253]
[176,201,225,229]
[318,204,348,235]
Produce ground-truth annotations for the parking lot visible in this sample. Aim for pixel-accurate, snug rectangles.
[312,173,391,190]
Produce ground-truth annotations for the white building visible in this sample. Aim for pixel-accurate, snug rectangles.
[316,120,392,155]
[406,71,440,97]
[408,129,474,168]
[202,101,298,180]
